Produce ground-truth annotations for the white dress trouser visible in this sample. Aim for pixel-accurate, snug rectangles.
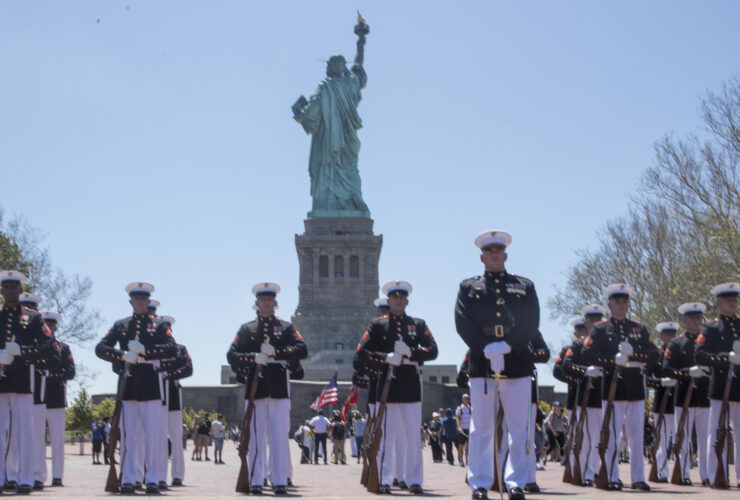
[707,400,740,484]
[121,400,162,485]
[468,376,530,492]
[168,410,184,481]
[693,407,710,481]
[525,403,537,484]
[602,400,645,483]
[393,416,407,482]
[578,407,602,481]
[0,393,34,486]
[377,402,422,487]
[654,412,675,480]
[157,401,168,483]
[32,403,46,483]
[46,408,66,480]
[245,398,291,488]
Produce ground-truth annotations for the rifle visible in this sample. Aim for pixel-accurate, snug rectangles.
[712,365,735,489]
[490,375,504,499]
[571,376,593,486]
[104,365,129,492]
[235,365,262,493]
[596,365,621,490]
[365,366,393,493]
[562,406,577,483]
[670,378,695,485]
[360,403,375,486]
[649,385,673,482]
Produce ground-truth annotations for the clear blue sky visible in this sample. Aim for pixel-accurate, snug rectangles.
[1,1,738,399]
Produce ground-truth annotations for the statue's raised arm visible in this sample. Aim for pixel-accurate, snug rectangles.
[353,11,369,69]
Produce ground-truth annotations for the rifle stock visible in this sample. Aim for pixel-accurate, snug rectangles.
[712,366,735,489]
[596,366,621,490]
[562,410,576,483]
[490,379,504,497]
[649,386,672,482]
[360,406,375,486]
[571,377,593,486]
[366,367,393,493]
[235,365,262,493]
[104,367,128,492]
[670,379,695,485]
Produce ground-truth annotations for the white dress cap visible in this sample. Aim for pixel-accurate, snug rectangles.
[677,302,706,315]
[570,317,585,328]
[604,283,635,300]
[159,315,175,326]
[148,299,161,309]
[474,230,512,249]
[373,297,389,308]
[580,304,608,317]
[0,270,27,285]
[19,292,42,306]
[125,282,155,296]
[252,282,281,297]
[41,311,61,322]
[381,280,413,297]
[656,322,680,333]
[710,282,740,297]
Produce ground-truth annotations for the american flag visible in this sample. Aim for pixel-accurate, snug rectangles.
[310,372,339,410]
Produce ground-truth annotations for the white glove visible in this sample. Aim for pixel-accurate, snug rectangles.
[394,340,411,358]
[729,351,740,366]
[0,350,13,365]
[689,365,707,378]
[5,342,20,357]
[618,341,633,357]
[386,352,403,367]
[660,377,677,387]
[121,351,139,364]
[128,340,146,355]
[614,352,628,367]
[489,353,504,373]
[733,340,740,352]
[254,352,269,366]
[484,341,512,359]
[585,365,603,378]
[261,343,276,357]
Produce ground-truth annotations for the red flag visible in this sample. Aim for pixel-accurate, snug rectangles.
[340,385,358,422]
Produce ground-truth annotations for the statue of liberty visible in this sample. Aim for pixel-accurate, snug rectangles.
[292,14,371,218]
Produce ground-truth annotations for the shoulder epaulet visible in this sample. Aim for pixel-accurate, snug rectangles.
[460,275,482,286]
[243,319,259,328]
[594,319,609,326]
[511,274,533,286]
[706,318,720,325]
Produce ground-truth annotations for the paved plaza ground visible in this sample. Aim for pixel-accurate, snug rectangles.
[15,441,739,499]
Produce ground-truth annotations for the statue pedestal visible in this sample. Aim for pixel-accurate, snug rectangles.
[292,217,382,381]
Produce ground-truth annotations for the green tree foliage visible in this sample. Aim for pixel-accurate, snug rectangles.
[92,397,116,420]
[66,388,94,435]
[550,77,740,333]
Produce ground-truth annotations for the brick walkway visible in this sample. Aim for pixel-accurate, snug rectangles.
[17,442,739,498]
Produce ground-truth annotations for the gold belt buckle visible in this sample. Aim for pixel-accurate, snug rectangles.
[494,325,504,338]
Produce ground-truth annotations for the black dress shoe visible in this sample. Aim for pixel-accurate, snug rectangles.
[274,485,287,495]
[120,483,135,494]
[5,481,18,490]
[472,487,488,499]
[607,481,621,491]
[32,481,44,490]
[392,478,399,487]
[701,479,711,486]
[16,484,32,495]
[524,482,539,493]
[135,481,144,490]
[582,479,593,487]
[51,478,63,487]
[409,484,423,494]
[632,481,651,491]
[657,477,668,483]
[379,484,392,494]
[250,485,263,494]
[287,478,293,487]
[171,478,182,486]
[145,482,160,494]
[158,481,168,490]
[681,478,692,486]
[398,481,408,490]
[508,486,525,500]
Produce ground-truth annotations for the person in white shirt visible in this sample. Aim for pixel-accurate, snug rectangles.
[309,409,331,464]
[210,415,226,465]
[456,394,472,466]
